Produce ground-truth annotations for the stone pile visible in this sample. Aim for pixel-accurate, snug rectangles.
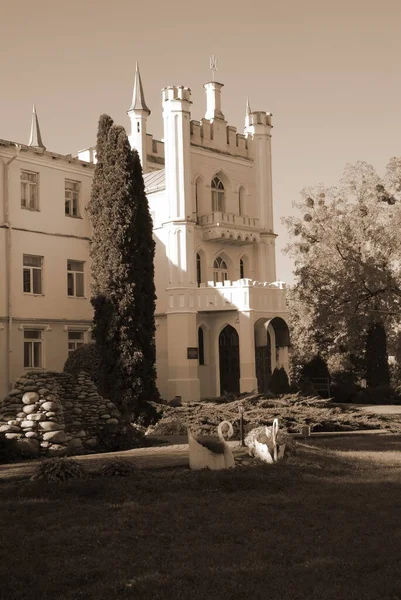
[0,371,121,458]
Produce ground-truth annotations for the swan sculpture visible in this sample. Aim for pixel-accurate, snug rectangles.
[188,421,235,470]
[245,419,282,464]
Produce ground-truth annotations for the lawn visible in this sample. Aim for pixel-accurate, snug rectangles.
[0,435,400,600]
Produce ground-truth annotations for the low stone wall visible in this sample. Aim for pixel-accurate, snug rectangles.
[0,371,121,458]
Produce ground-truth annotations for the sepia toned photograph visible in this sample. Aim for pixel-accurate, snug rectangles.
[0,1,400,598]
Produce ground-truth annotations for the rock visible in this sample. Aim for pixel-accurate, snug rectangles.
[45,412,57,418]
[75,430,87,439]
[15,438,40,457]
[47,445,67,457]
[68,438,83,449]
[21,420,35,428]
[72,408,82,415]
[7,420,20,426]
[5,433,22,440]
[23,404,38,414]
[9,389,22,396]
[106,402,116,409]
[0,425,21,433]
[43,430,66,443]
[64,402,73,408]
[38,388,50,396]
[106,418,119,425]
[85,438,98,448]
[39,421,64,432]
[22,386,39,393]
[22,392,39,404]
[42,401,56,412]
[100,414,111,420]
[40,441,51,448]
[27,414,45,421]
[25,431,38,439]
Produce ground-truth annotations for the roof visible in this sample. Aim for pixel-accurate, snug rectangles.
[128,62,150,114]
[144,169,165,193]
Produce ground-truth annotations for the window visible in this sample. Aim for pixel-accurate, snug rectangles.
[198,327,205,365]
[240,259,245,279]
[213,256,228,284]
[211,176,225,212]
[68,330,85,353]
[21,170,39,210]
[239,187,246,216]
[67,260,84,297]
[196,253,201,286]
[24,330,42,368]
[195,178,202,223]
[65,180,80,217]
[23,255,43,294]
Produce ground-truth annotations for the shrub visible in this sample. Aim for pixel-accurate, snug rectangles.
[301,355,331,398]
[63,343,100,381]
[0,434,19,464]
[329,381,361,403]
[150,418,187,437]
[353,386,401,405]
[97,423,150,452]
[98,460,140,477]
[30,458,86,483]
[269,367,291,394]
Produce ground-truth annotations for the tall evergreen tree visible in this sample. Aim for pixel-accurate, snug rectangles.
[365,321,390,388]
[88,116,159,418]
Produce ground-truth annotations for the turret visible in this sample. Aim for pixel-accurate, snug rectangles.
[127,63,150,173]
[28,105,46,151]
[245,108,276,281]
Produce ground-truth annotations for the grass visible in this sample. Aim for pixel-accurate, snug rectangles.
[0,435,401,599]
[148,392,401,438]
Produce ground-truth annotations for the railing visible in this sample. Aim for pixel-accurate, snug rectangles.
[199,212,259,229]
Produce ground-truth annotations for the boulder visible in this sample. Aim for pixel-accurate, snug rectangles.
[39,421,63,432]
[23,404,38,414]
[43,430,66,443]
[22,392,39,405]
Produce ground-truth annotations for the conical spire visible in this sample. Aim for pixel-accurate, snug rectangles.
[128,62,150,114]
[246,97,251,115]
[28,105,46,150]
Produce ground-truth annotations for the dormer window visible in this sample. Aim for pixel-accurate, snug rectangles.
[211,176,225,212]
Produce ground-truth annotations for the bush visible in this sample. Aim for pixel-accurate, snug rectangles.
[150,418,187,437]
[0,434,19,464]
[97,423,150,452]
[329,381,361,403]
[353,386,401,405]
[269,367,291,394]
[301,355,331,398]
[98,460,140,477]
[30,458,86,483]
[63,343,100,381]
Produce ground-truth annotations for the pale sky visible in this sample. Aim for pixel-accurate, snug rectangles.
[1,0,401,283]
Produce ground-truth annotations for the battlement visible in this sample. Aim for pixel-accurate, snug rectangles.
[146,134,165,162]
[247,111,273,128]
[190,119,250,158]
[162,86,192,103]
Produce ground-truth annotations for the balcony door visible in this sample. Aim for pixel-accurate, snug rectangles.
[219,325,240,395]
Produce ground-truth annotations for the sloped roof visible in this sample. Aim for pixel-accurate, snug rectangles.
[144,169,165,193]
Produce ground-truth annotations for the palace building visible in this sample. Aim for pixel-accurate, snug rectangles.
[0,65,290,402]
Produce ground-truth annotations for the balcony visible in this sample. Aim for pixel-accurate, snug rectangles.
[166,279,287,314]
[199,212,260,244]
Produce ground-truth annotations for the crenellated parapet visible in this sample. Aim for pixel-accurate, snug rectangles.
[190,119,250,159]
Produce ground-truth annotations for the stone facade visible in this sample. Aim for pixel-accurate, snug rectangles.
[0,371,121,457]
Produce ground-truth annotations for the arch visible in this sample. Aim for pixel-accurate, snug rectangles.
[213,256,228,284]
[195,248,206,286]
[194,176,204,221]
[238,186,246,216]
[254,317,290,393]
[239,253,250,280]
[269,317,290,347]
[219,325,240,395]
[211,175,225,213]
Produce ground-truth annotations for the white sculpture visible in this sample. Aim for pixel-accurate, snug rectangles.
[245,419,288,464]
[188,420,235,470]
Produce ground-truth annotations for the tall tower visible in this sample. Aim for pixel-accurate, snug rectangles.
[28,105,46,150]
[127,63,150,173]
[245,107,277,282]
[162,85,200,402]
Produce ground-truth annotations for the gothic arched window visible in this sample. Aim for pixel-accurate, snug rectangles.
[211,176,225,213]
[240,258,245,279]
[198,327,205,365]
[196,253,202,286]
[213,256,228,284]
[238,186,246,216]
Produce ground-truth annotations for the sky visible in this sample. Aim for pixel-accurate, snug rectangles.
[1,0,401,283]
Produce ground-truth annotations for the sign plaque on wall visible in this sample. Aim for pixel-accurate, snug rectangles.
[187,347,199,359]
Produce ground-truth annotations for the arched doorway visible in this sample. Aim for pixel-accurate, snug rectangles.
[219,325,240,395]
[255,333,272,394]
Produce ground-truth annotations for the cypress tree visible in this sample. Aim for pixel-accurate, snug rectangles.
[88,116,159,418]
[365,321,390,388]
